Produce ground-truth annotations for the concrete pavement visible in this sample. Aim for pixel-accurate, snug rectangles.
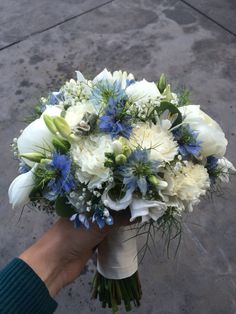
[0,0,235,313]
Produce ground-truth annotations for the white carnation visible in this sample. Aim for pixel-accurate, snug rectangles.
[130,122,178,162]
[163,162,210,203]
[71,134,113,189]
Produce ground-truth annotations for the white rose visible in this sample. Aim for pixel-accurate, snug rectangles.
[8,165,37,209]
[163,161,210,203]
[17,105,62,167]
[71,134,113,189]
[130,122,178,162]
[126,79,161,106]
[179,105,228,158]
[65,102,96,129]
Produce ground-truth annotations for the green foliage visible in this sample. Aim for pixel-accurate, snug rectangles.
[177,88,191,107]
[55,196,76,217]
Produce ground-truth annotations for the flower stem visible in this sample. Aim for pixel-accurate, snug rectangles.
[91,271,142,313]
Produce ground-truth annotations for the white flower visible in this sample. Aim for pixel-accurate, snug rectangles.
[126,79,161,106]
[130,122,178,162]
[71,134,113,189]
[163,162,210,204]
[41,105,62,117]
[65,101,97,129]
[217,157,236,183]
[101,186,166,223]
[179,105,228,158]
[93,68,134,89]
[130,198,167,223]
[102,185,133,210]
[8,165,37,209]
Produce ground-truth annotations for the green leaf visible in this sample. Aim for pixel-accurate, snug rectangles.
[55,196,76,217]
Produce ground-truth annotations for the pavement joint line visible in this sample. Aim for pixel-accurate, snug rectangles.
[0,0,114,53]
[180,0,236,38]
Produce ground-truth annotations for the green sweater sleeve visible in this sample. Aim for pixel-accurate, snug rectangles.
[0,258,58,314]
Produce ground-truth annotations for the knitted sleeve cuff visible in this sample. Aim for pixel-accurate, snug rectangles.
[0,258,58,314]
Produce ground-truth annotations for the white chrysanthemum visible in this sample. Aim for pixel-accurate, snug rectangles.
[65,101,97,129]
[71,134,113,189]
[130,122,178,162]
[164,162,210,202]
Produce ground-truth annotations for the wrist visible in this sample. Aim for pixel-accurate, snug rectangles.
[19,234,64,297]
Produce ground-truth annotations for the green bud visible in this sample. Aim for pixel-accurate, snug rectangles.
[158,73,167,93]
[43,115,58,135]
[162,84,172,102]
[40,158,52,165]
[20,152,45,162]
[122,145,131,157]
[104,159,114,168]
[52,137,71,154]
[115,154,127,165]
[53,116,71,138]
[148,175,159,186]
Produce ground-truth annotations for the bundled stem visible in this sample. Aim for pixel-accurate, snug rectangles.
[91,271,142,313]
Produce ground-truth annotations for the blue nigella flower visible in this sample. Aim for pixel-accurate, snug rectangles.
[19,161,31,174]
[48,91,63,105]
[99,97,133,139]
[126,79,135,87]
[173,125,202,158]
[206,155,219,184]
[44,153,75,201]
[70,213,90,229]
[117,149,159,196]
[91,80,126,109]
[92,206,114,229]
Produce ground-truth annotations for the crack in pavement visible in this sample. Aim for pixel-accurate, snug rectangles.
[0,0,235,54]
[0,0,114,52]
[180,0,236,38]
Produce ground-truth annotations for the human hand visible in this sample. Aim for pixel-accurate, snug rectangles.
[19,211,130,297]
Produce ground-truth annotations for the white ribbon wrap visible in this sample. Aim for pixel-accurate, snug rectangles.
[97,225,138,280]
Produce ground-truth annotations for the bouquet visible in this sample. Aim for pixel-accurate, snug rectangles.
[9,69,235,312]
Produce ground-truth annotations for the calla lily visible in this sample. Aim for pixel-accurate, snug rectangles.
[8,165,37,209]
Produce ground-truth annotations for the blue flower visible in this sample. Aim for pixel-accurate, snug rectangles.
[70,213,90,229]
[44,153,75,201]
[48,91,63,105]
[92,206,114,229]
[173,125,202,158]
[19,161,31,174]
[91,80,126,108]
[117,149,159,196]
[206,156,219,183]
[126,79,135,87]
[99,97,133,138]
